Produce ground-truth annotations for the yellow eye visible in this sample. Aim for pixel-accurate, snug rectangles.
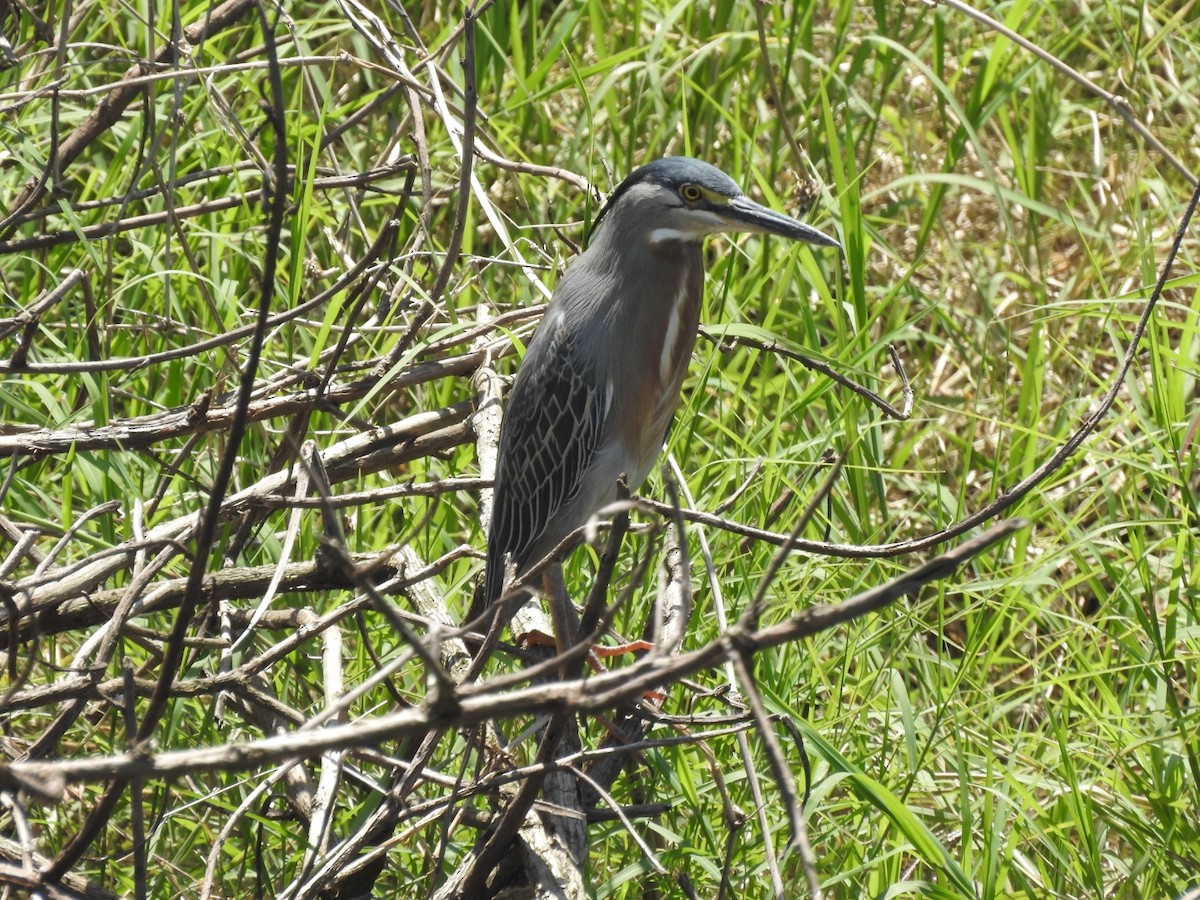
[680,184,703,202]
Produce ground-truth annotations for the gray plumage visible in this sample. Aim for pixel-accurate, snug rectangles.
[484,157,839,609]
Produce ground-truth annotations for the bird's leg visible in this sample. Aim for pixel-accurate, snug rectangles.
[520,561,654,672]
[543,563,580,655]
[549,565,661,676]
[519,567,636,673]
[509,563,573,657]
[589,638,654,659]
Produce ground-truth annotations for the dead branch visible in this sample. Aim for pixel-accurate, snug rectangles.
[0,519,1022,792]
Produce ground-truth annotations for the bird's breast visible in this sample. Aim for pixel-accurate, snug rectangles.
[608,265,703,485]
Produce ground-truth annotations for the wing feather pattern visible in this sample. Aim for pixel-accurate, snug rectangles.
[484,315,610,606]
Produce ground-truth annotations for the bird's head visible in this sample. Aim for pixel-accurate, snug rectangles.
[589,156,841,251]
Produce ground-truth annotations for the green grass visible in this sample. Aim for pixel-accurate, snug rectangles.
[0,0,1197,897]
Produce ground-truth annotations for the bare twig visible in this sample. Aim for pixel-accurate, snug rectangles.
[40,8,289,881]
[0,0,259,232]
[0,215,403,379]
[0,520,1024,794]
[705,330,913,421]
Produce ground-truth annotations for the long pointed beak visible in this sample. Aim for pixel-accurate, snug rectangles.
[722,195,841,249]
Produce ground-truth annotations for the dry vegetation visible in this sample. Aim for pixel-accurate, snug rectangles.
[0,1,1197,897]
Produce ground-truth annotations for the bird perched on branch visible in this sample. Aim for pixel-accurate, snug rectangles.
[483,156,840,631]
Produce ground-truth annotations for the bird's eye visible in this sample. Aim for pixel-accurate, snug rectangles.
[680,184,703,202]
